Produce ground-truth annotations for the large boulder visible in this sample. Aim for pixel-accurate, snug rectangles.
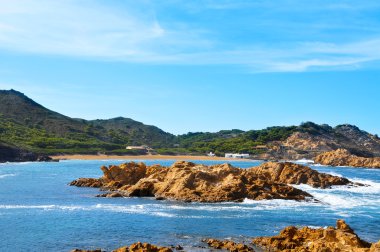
[314,149,380,168]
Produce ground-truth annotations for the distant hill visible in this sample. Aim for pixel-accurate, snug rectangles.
[1,89,380,161]
[0,89,175,157]
[173,122,380,159]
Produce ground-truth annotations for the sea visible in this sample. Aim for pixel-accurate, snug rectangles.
[0,159,379,251]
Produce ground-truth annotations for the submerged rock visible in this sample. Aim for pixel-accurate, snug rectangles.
[314,149,380,168]
[252,219,376,252]
[70,161,355,203]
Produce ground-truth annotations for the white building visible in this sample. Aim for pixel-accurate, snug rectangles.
[225,153,250,159]
[207,152,216,157]
[126,145,148,150]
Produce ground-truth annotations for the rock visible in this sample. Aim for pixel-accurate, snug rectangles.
[36,155,54,162]
[174,245,183,250]
[70,178,103,187]
[0,142,54,163]
[252,219,373,252]
[96,192,124,198]
[70,161,355,203]
[203,238,255,252]
[72,242,172,252]
[113,242,172,252]
[370,241,380,252]
[314,149,380,168]
[247,162,351,188]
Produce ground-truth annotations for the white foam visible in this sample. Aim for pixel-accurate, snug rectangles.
[0,204,56,209]
[324,171,343,177]
[241,198,316,212]
[293,159,315,164]
[293,183,380,208]
[0,173,16,179]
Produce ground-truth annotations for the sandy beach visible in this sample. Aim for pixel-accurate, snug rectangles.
[51,154,253,161]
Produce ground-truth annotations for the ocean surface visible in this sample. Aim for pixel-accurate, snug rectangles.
[0,159,379,251]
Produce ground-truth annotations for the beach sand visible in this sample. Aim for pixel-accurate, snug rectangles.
[51,154,253,161]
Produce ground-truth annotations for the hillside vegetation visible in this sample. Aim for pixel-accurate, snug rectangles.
[0,90,174,155]
[1,89,380,160]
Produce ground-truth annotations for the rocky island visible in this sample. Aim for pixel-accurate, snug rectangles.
[314,149,380,168]
[70,161,354,203]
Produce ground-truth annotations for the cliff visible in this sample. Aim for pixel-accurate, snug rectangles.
[0,142,52,163]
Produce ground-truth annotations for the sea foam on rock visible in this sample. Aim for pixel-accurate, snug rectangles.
[70,161,355,203]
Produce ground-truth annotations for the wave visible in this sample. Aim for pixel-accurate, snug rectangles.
[0,173,17,179]
[0,204,56,209]
[324,171,343,177]
[293,182,380,209]
[0,204,212,218]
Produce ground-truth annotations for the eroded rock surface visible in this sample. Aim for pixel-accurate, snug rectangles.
[113,242,172,252]
[70,161,354,203]
[203,238,254,252]
[314,149,380,168]
[247,161,350,188]
[252,219,377,252]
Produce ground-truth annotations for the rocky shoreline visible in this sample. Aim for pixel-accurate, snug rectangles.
[70,161,355,203]
[71,220,380,252]
[253,219,380,252]
[0,142,54,163]
[314,149,380,168]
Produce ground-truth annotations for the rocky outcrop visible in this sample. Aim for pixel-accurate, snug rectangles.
[70,161,355,203]
[203,239,254,252]
[314,149,380,168]
[252,219,377,252]
[113,242,172,252]
[247,162,350,188]
[0,142,54,163]
[71,242,172,252]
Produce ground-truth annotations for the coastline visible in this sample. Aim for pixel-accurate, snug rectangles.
[51,154,255,162]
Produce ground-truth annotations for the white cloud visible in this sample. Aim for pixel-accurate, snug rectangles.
[0,0,380,72]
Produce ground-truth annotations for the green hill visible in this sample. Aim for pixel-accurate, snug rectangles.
[0,89,175,155]
[1,89,380,161]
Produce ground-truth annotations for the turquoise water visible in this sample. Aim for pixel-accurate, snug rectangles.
[0,159,379,251]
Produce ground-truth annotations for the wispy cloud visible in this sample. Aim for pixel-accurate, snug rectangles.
[0,0,380,72]
[0,0,209,59]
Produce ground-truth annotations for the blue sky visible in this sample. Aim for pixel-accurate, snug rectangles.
[0,0,380,134]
